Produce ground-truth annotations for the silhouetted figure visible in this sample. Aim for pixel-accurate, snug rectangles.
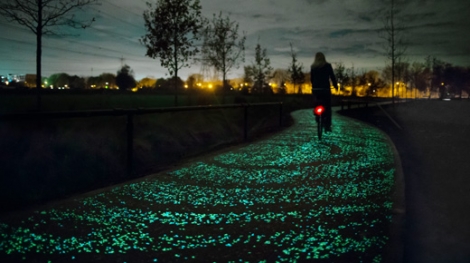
[310,52,338,131]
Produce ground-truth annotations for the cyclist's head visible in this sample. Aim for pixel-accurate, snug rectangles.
[312,52,326,68]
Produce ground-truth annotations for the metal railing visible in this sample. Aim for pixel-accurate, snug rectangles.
[0,102,284,177]
[340,99,369,110]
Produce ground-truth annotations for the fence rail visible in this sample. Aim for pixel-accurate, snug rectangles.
[0,102,284,177]
[340,99,369,110]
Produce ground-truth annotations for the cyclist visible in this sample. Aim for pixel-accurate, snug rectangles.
[310,52,339,132]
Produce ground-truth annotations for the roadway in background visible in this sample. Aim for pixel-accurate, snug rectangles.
[340,99,470,263]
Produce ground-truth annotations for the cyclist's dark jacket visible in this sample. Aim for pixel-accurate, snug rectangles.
[310,63,338,93]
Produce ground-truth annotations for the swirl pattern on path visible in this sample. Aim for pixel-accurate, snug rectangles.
[0,109,396,263]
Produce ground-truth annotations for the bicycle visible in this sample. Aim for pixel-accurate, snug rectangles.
[312,88,334,140]
[313,104,325,140]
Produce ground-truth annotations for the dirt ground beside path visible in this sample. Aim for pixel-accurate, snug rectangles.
[339,99,470,263]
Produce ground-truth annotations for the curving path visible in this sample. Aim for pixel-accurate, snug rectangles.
[0,109,401,263]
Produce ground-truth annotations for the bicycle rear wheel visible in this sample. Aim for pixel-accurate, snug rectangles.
[317,115,323,140]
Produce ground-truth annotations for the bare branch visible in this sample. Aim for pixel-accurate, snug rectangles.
[288,42,305,94]
[0,0,97,34]
[379,0,408,103]
[0,0,98,111]
[141,0,205,106]
[201,11,245,90]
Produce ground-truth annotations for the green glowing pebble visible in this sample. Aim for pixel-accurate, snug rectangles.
[0,111,395,261]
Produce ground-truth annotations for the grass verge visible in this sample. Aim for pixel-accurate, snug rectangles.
[0,94,315,214]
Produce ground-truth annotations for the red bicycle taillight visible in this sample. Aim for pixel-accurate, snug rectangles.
[314,105,325,116]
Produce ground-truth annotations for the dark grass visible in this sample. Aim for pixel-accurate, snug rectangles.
[0,90,297,112]
[0,93,206,112]
[0,92,321,214]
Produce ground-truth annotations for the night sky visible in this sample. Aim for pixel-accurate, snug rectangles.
[0,0,469,80]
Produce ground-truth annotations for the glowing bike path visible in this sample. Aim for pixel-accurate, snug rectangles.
[0,109,400,263]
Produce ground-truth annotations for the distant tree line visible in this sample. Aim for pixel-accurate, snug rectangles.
[2,0,469,100]
[329,56,470,99]
[378,56,470,99]
[41,65,136,90]
[3,57,469,100]
[2,0,470,107]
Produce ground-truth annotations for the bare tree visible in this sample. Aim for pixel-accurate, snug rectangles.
[186,73,204,90]
[334,62,348,94]
[288,43,305,94]
[409,61,425,98]
[380,0,407,104]
[141,0,205,106]
[347,63,357,97]
[0,0,97,110]
[245,42,273,94]
[271,69,290,94]
[201,12,245,102]
[361,70,386,97]
[242,66,254,93]
[396,60,410,98]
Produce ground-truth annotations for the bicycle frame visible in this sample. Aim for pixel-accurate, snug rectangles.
[313,105,325,140]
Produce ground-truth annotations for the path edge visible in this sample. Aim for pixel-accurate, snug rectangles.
[336,110,406,263]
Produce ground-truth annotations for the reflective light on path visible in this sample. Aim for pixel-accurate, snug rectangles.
[0,110,396,262]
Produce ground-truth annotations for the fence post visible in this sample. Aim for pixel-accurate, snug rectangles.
[127,113,134,178]
[244,104,248,141]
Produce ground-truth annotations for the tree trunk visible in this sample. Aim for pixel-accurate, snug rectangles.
[174,70,178,107]
[36,0,43,111]
[391,0,396,105]
[174,45,178,107]
[222,74,226,104]
[222,63,226,104]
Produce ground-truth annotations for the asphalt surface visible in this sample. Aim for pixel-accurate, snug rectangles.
[340,99,470,263]
[0,108,403,263]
